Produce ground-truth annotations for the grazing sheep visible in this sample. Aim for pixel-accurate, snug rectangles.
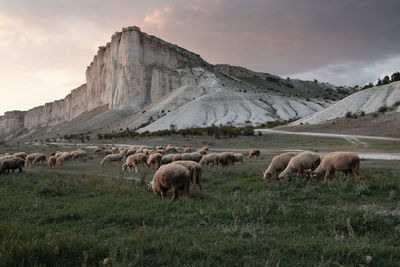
[32,153,46,166]
[161,154,175,165]
[263,152,298,179]
[94,148,103,155]
[13,152,27,160]
[0,157,25,174]
[172,154,182,162]
[122,153,148,173]
[218,152,235,167]
[183,147,192,153]
[197,146,209,155]
[172,161,203,190]
[100,154,123,167]
[311,152,360,180]
[189,152,202,163]
[156,146,164,150]
[25,153,39,167]
[149,163,191,200]
[248,149,260,159]
[125,148,137,157]
[165,146,178,154]
[104,148,113,155]
[48,156,57,168]
[147,153,162,169]
[279,151,320,179]
[199,153,219,167]
[72,149,87,160]
[233,153,244,163]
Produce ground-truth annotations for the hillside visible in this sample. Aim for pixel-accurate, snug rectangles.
[291,81,400,126]
[0,26,353,141]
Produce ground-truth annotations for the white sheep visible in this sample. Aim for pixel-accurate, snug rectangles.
[311,152,360,180]
[263,152,298,179]
[279,151,320,179]
[100,154,123,167]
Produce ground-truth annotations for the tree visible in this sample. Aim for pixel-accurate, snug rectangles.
[382,75,390,85]
[391,72,400,82]
[376,79,382,86]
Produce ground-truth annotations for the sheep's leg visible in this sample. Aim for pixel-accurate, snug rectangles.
[171,187,179,200]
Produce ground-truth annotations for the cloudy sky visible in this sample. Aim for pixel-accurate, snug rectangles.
[1,0,400,115]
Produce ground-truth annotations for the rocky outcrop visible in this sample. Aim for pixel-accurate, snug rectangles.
[0,26,210,138]
[0,111,26,137]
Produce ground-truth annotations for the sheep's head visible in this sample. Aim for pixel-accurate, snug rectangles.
[310,171,320,179]
[262,170,272,180]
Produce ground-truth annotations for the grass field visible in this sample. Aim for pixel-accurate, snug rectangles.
[0,134,400,266]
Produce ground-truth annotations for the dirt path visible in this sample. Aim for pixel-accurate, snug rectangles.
[256,128,400,145]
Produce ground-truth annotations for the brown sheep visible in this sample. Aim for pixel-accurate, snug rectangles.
[199,153,219,167]
[0,157,25,174]
[172,154,182,162]
[149,163,191,200]
[311,152,360,180]
[13,152,27,160]
[48,156,57,168]
[32,153,46,166]
[248,149,261,159]
[147,153,162,169]
[122,153,148,173]
[172,161,203,190]
[183,147,192,153]
[25,153,39,167]
[263,152,298,179]
[165,146,178,154]
[279,151,320,179]
[233,153,244,163]
[189,152,202,163]
[218,152,235,167]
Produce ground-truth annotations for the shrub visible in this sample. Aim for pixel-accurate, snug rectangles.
[378,106,388,113]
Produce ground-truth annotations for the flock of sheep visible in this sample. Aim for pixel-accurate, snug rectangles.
[0,144,360,200]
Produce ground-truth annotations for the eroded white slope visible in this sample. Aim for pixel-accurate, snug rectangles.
[134,68,331,132]
[291,81,400,126]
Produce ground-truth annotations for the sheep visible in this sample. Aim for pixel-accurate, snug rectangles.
[161,154,175,165]
[199,153,219,167]
[13,152,27,160]
[263,152,298,180]
[32,153,46,166]
[156,146,164,150]
[72,149,87,160]
[147,153,162,169]
[100,154,123,167]
[233,153,244,163]
[48,156,57,168]
[125,148,137,157]
[183,147,192,153]
[149,163,191,200]
[311,152,360,180]
[122,153,148,173]
[218,152,235,167]
[172,154,182,162]
[104,148,113,155]
[278,151,321,179]
[25,153,39,167]
[197,146,209,155]
[189,152,202,163]
[248,149,260,159]
[165,146,178,154]
[94,148,104,155]
[172,161,203,190]
[0,157,25,174]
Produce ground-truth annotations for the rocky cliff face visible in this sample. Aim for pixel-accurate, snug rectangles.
[0,26,351,140]
[0,26,210,138]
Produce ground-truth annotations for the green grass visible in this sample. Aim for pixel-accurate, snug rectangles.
[0,147,400,266]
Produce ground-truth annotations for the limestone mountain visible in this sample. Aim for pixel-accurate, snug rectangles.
[0,26,353,140]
